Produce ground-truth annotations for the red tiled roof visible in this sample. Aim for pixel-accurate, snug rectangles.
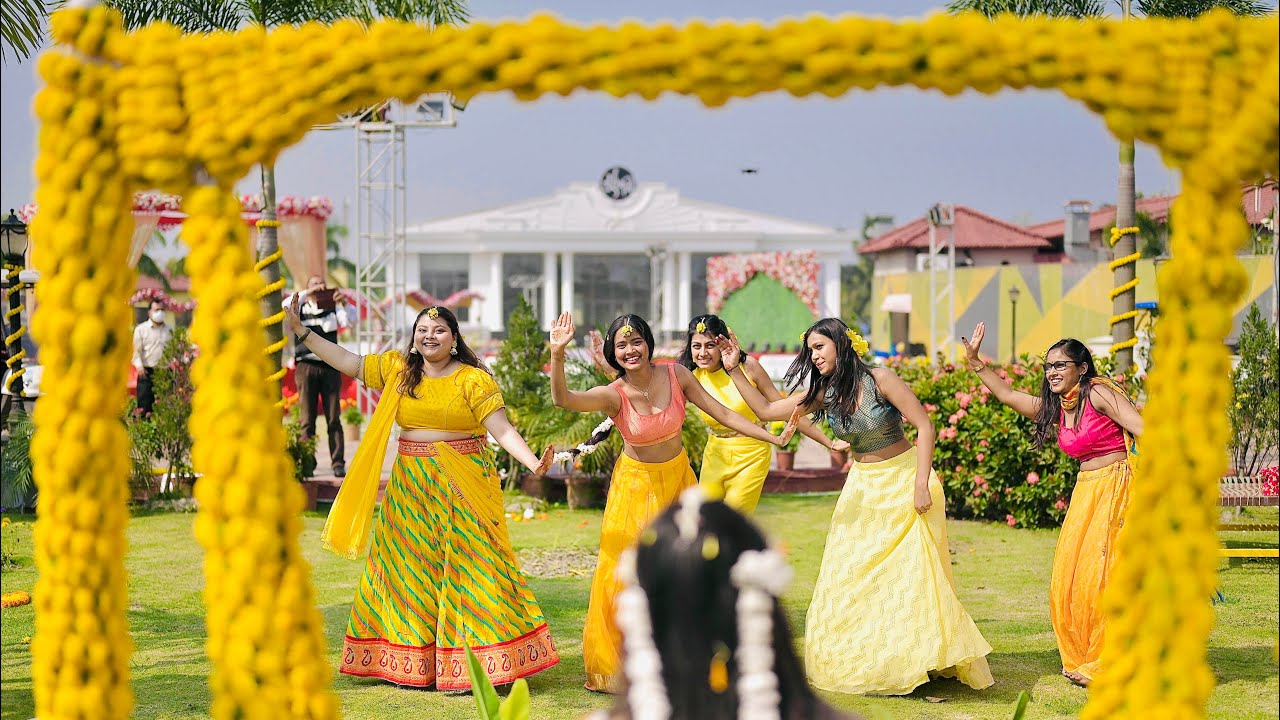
[1029,187,1276,239]
[857,205,1051,255]
[134,274,191,292]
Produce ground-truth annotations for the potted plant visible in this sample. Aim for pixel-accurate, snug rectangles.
[340,398,364,441]
[772,420,803,472]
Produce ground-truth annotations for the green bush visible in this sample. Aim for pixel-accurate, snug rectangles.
[150,329,196,483]
[887,354,1144,529]
[1,412,36,512]
[1229,303,1279,477]
[285,407,318,481]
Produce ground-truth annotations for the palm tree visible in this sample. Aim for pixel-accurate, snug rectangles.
[947,0,1270,369]
[2,0,51,62]
[104,0,468,375]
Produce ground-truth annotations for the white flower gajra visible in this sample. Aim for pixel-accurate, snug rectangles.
[552,417,615,463]
[614,549,671,720]
[730,549,793,720]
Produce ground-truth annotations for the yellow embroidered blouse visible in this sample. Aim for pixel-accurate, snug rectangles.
[693,367,763,437]
[361,352,504,434]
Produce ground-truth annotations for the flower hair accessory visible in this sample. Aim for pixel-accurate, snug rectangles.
[620,324,634,337]
[695,320,707,334]
[615,549,671,720]
[845,329,869,356]
[426,307,440,319]
[674,486,705,543]
[730,548,793,720]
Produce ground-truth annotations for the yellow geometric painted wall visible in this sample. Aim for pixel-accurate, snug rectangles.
[871,255,1277,360]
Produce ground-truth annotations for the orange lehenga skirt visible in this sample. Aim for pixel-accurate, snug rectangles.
[1050,457,1134,681]
[582,450,697,693]
[339,438,559,689]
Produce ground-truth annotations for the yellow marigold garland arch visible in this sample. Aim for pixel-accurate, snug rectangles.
[28,4,1278,719]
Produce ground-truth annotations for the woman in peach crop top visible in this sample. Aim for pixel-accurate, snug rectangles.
[547,311,798,693]
[962,325,1143,688]
[284,297,560,691]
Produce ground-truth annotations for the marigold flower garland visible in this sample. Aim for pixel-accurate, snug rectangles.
[30,5,1279,719]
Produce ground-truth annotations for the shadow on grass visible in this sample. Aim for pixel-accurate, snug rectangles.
[1209,644,1280,685]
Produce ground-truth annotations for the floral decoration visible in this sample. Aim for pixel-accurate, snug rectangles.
[276,195,334,221]
[129,287,195,313]
[707,251,820,317]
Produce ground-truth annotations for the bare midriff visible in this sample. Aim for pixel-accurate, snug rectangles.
[851,437,914,465]
[398,427,479,443]
[1079,449,1128,472]
[620,433,687,464]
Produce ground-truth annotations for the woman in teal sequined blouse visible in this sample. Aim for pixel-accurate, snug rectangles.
[718,318,994,696]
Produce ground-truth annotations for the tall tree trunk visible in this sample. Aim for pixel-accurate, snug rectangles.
[1113,141,1137,370]
[259,163,284,377]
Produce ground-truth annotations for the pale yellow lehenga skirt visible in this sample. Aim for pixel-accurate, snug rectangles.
[805,448,994,695]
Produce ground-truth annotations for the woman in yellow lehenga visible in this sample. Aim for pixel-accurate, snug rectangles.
[719,318,993,696]
[962,323,1142,687]
[548,311,797,693]
[286,297,560,690]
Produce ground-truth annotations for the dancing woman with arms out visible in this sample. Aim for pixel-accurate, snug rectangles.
[719,319,993,695]
[286,296,559,690]
[548,311,799,693]
[962,322,1142,687]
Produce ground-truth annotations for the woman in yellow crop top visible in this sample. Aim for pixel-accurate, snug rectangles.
[285,297,560,691]
[547,311,799,694]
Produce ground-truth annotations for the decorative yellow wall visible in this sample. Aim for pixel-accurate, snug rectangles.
[872,256,1277,359]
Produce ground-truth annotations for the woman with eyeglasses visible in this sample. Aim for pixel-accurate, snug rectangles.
[961,322,1143,688]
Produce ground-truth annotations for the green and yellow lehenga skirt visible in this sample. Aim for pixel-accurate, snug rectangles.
[339,438,559,689]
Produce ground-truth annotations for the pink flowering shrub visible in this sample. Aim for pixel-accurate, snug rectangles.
[886,355,1144,529]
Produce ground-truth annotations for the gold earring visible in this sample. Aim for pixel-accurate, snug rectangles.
[450,342,458,356]
[708,642,730,693]
[409,347,419,354]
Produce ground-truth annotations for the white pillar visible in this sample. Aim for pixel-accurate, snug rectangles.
[487,252,504,332]
[662,249,678,333]
[542,252,559,330]
[822,255,842,319]
[677,252,692,325]
[560,252,576,320]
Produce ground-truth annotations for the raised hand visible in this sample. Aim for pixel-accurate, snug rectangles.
[550,311,575,353]
[285,293,305,337]
[961,322,986,363]
[717,332,742,371]
[532,445,554,477]
[775,406,802,447]
[588,329,609,369]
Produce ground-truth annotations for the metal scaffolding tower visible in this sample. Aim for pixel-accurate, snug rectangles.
[926,203,957,363]
[316,95,459,412]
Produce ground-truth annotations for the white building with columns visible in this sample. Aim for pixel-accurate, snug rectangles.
[402,173,857,340]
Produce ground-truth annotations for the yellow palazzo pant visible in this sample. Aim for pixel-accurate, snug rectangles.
[698,434,773,515]
[1051,458,1133,681]
[582,451,697,692]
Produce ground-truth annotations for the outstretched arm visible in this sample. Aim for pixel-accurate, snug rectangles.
[962,322,1039,420]
[286,293,361,377]
[745,357,846,451]
[718,332,811,421]
[679,364,800,446]
[482,408,554,476]
[872,367,937,514]
[549,311,621,415]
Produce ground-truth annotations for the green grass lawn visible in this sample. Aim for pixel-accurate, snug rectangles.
[2,496,1277,720]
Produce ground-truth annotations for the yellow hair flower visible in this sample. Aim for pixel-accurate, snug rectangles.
[620,324,634,337]
[695,321,707,334]
[426,307,439,319]
[846,329,870,356]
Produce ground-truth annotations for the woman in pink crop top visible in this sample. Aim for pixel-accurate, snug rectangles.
[285,297,560,691]
[548,311,798,693]
[962,324,1143,687]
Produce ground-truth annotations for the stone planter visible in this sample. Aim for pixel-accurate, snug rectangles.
[301,479,320,512]
[567,475,604,510]
[344,422,362,441]
[775,450,796,472]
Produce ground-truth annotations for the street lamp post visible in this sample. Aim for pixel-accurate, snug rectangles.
[1008,284,1021,364]
[2,209,31,422]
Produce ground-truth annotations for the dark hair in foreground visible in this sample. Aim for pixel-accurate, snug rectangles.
[677,314,731,371]
[1032,338,1098,448]
[784,317,869,418]
[609,499,858,720]
[397,305,489,398]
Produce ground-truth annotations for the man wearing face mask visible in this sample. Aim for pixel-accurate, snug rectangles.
[132,299,173,417]
[292,275,347,477]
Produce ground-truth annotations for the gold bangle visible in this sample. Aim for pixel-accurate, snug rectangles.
[969,362,987,373]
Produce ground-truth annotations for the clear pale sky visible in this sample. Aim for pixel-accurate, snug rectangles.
[7,0,1270,234]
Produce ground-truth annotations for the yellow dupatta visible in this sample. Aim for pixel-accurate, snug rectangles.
[321,364,403,560]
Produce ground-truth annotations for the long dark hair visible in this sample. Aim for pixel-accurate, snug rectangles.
[1031,338,1097,448]
[677,314,730,371]
[396,306,489,398]
[613,499,856,720]
[783,317,868,419]
[604,314,656,378]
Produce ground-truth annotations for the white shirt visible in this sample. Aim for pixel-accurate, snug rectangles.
[132,321,172,369]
